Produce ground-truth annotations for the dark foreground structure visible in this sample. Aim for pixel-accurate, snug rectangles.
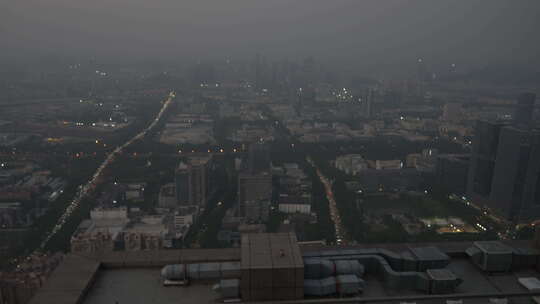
[23,233,540,304]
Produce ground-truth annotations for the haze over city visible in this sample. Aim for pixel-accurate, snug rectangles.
[1,1,540,304]
[2,0,540,69]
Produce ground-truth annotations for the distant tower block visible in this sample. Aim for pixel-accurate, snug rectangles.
[514,92,536,129]
[248,142,270,174]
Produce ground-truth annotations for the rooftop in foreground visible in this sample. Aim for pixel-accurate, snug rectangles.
[83,269,218,304]
[81,263,540,304]
[28,236,540,304]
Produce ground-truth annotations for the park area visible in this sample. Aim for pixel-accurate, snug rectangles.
[338,190,502,243]
[361,194,481,234]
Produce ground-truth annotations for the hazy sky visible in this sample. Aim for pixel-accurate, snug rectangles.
[2,0,539,67]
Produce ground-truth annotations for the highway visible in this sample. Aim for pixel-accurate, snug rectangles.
[308,157,348,245]
[37,91,176,250]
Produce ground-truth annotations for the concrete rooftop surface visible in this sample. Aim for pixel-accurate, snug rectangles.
[83,269,218,304]
[27,238,540,304]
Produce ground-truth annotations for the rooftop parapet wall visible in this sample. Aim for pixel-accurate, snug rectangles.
[27,255,100,304]
[78,248,241,268]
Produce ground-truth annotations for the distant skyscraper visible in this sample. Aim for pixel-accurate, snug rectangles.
[363,88,375,118]
[237,171,272,221]
[271,62,279,91]
[383,90,402,107]
[301,56,317,86]
[253,53,268,90]
[467,121,503,198]
[416,58,429,82]
[436,154,469,195]
[188,155,212,207]
[175,156,212,207]
[468,121,540,221]
[175,162,190,206]
[514,93,536,129]
[189,63,215,86]
[248,142,270,174]
[442,103,462,122]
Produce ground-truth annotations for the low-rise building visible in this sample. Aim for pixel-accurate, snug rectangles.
[277,193,312,215]
[238,171,272,220]
[173,206,199,238]
[158,183,176,208]
[0,202,24,228]
[125,183,145,202]
[375,159,403,170]
[335,154,368,175]
[71,208,174,253]
[123,215,170,251]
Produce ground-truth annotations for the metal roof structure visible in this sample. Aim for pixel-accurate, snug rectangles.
[474,241,514,254]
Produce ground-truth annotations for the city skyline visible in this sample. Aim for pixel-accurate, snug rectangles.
[1,2,540,303]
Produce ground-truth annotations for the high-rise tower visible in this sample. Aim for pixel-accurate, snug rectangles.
[468,120,540,221]
[514,93,536,129]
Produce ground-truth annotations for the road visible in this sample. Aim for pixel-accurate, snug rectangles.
[308,157,348,244]
[37,91,176,250]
